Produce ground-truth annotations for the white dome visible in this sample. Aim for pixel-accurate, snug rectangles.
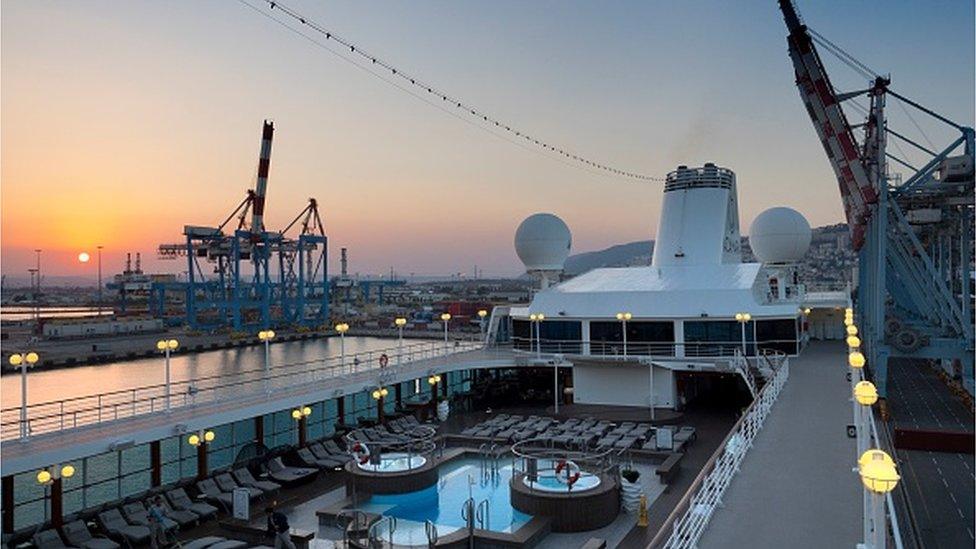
[748,207,812,263]
[515,213,572,271]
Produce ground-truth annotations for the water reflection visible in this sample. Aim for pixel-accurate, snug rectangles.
[1,336,427,407]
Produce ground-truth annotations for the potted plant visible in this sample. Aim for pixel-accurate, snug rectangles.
[620,468,642,512]
[436,396,450,421]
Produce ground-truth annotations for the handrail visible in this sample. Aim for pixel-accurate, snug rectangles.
[509,338,798,358]
[648,357,791,548]
[1,338,483,440]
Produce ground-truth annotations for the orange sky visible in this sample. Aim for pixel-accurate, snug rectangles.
[2,1,972,281]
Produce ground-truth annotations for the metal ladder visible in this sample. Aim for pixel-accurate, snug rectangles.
[424,520,438,548]
[367,516,397,548]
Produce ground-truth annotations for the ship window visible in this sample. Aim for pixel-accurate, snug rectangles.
[684,320,753,356]
[590,321,674,355]
[756,318,798,354]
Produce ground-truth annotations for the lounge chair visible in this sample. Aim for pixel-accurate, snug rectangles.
[31,529,72,549]
[97,508,151,545]
[180,537,229,549]
[167,487,219,520]
[121,501,178,532]
[156,497,200,528]
[207,541,248,549]
[296,447,342,470]
[214,473,263,500]
[62,520,120,549]
[322,440,347,456]
[196,478,234,510]
[233,467,282,493]
[309,443,348,467]
[266,457,317,484]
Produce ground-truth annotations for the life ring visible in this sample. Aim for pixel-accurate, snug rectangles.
[554,459,581,487]
[379,354,389,368]
[350,441,371,465]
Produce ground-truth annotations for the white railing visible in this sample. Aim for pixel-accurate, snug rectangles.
[650,357,790,549]
[0,338,483,441]
[508,338,800,359]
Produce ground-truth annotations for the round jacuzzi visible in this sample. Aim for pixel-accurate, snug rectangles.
[356,452,427,473]
[522,472,601,492]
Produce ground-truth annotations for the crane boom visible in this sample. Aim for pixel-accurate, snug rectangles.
[778,0,877,249]
[251,120,275,234]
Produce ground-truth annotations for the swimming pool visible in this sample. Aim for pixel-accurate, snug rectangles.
[351,456,532,545]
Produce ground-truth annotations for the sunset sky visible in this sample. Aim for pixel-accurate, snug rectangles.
[2,0,973,281]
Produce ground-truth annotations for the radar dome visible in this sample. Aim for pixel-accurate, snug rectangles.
[748,207,812,264]
[515,213,572,271]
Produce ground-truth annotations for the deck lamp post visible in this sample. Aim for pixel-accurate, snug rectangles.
[734,313,752,356]
[846,324,858,337]
[849,350,866,369]
[427,374,441,416]
[10,351,39,440]
[858,449,900,549]
[528,313,545,358]
[258,330,276,393]
[335,323,349,370]
[37,463,75,527]
[187,429,216,447]
[156,339,179,412]
[847,335,861,349]
[395,317,407,364]
[292,406,312,444]
[616,312,632,357]
[440,313,452,353]
[477,309,489,342]
[371,387,389,423]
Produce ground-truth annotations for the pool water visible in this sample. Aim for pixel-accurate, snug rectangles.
[352,457,532,545]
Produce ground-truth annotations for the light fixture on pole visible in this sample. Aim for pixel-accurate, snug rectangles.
[440,313,452,353]
[187,429,216,447]
[258,330,276,393]
[858,449,900,549]
[335,323,350,369]
[36,463,75,485]
[477,309,489,342]
[156,339,179,412]
[734,312,752,356]
[853,381,878,456]
[846,335,861,349]
[846,324,858,336]
[849,351,866,369]
[528,313,545,359]
[615,312,632,357]
[394,317,407,365]
[9,351,39,440]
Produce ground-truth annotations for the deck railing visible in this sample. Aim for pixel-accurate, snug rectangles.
[649,356,791,548]
[507,338,800,359]
[0,338,483,441]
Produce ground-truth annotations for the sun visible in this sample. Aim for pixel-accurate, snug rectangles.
[78,252,91,263]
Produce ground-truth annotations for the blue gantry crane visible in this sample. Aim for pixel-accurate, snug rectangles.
[153,120,329,331]
[780,1,974,397]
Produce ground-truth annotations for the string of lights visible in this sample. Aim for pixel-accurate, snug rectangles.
[245,0,664,182]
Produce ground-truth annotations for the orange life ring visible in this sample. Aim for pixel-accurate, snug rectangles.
[350,441,371,465]
[554,459,581,487]
[379,354,389,368]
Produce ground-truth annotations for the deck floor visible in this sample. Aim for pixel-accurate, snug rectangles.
[697,341,860,548]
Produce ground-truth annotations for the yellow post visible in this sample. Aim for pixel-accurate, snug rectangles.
[638,494,649,527]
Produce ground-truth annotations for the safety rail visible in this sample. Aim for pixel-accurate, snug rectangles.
[511,437,620,495]
[508,338,800,359]
[367,515,397,548]
[862,373,907,549]
[649,357,791,548]
[0,338,483,441]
